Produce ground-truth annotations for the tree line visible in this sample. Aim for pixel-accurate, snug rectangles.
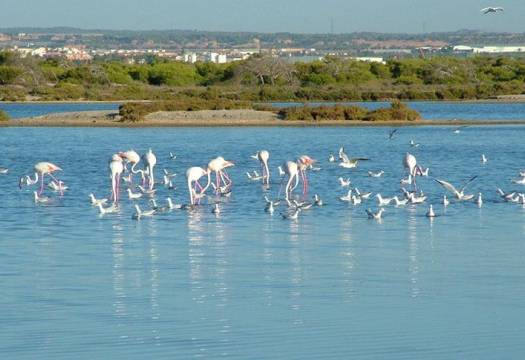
[1,51,525,101]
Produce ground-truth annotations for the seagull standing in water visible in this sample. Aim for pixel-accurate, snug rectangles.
[481,154,488,164]
[426,205,436,218]
[477,193,483,207]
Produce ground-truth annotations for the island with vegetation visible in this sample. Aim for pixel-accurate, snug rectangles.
[4,48,525,126]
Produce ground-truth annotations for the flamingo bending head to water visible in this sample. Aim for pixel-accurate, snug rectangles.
[404,153,418,190]
[297,155,316,196]
[118,150,142,183]
[186,166,211,205]
[109,154,124,203]
[143,149,157,190]
[256,150,270,186]
[207,156,235,194]
[24,162,63,196]
[283,161,299,202]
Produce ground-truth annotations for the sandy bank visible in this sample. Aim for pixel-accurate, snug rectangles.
[4,109,525,127]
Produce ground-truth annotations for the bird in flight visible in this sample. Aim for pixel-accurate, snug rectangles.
[481,7,504,14]
[388,129,398,140]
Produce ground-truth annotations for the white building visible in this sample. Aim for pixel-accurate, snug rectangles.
[183,53,197,63]
[454,45,525,54]
[217,54,227,64]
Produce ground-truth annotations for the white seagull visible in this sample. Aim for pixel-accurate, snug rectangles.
[127,188,142,200]
[426,205,436,218]
[340,189,353,202]
[366,208,385,221]
[338,177,352,187]
[376,193,394,206]
[132,204,155,220]
[368,170,384,178]
[435,176,478,201]
[481,154,488,164]
[89,193,108,206]
[481,7,504,14]
[338,147,368,169]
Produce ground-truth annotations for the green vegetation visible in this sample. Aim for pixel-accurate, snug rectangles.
[278,101,420,121]
[120,99,421,122]
[2,51,525,102]
[0,109,9,121]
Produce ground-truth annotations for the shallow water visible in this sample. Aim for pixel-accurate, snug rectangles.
[0,102,120,119]
[1,126,525,359]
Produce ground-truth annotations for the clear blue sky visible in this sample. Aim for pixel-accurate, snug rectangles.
[0,0,520,33]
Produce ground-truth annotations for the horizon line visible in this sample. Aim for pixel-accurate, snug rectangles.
[0,26,523,36]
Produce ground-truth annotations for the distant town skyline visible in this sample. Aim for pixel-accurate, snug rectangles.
[0,0,520,34]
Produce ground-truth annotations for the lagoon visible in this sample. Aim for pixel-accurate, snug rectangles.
[1,125,525,359]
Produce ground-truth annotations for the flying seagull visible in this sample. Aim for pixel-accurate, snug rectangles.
[481,7,504,14]
[435,176,478,201]
[388,129,398,140]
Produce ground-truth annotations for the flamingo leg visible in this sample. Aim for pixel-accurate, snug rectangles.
[48,173,63,196]
[111,175,116,203]
[116,176,120,204]
[39,173,44,196]
[195,180,204,205]
[222,171,232,187]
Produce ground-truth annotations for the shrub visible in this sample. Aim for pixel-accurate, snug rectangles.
[0,109,9,121]
[364,101,421,121]
[278,101,421,121]
[0,66,22,85]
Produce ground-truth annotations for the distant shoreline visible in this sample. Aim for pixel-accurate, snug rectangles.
[3,96,525,104]
[3,109,525,128]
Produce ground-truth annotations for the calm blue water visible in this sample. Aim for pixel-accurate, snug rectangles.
[1,126,525,359]
[0,102,120,119]
[272,101,525,120]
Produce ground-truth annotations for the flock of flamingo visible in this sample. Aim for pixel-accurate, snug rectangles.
[11,136,525,221]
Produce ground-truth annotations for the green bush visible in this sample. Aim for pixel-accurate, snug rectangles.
[0,109,9,121]
[0,66,22,85]
[278,101,421,121]
[364,101,421,121]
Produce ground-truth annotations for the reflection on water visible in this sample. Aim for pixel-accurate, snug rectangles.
[288,220,303,325]
[407,206,420,299]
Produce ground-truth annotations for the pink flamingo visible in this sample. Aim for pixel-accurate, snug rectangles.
[186,167,211,205]
[207,156,235,193]
[109,154,124,203]
[256,150,270,186]
[21,162,63,196]
[283,161,299,201]
[404,153,418,190]
[297,155,316,196]
[118,150,142,183]
[143,149,157,190]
